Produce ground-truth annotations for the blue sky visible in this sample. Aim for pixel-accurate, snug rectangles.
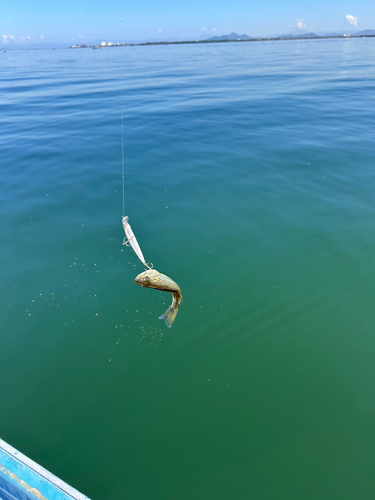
[1,0,374,45]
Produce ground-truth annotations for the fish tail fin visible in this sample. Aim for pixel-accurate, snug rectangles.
[159,304,179,328]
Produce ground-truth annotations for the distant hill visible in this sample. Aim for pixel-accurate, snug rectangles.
[207,32,252,41]
[313,29,375,37]
[352,29,375,36]
[278,32,319,39]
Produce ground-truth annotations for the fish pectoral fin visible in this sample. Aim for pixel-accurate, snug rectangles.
[159,305,178,328]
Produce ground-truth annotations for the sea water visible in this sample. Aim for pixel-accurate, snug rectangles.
[1,38,375,499]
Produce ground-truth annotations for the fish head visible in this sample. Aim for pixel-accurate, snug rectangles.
[134,269,160,288]
[122,216,129,225]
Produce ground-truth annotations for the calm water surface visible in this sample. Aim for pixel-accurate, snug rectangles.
[1,39,375,499]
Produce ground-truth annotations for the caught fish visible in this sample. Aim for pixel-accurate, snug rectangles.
[134,269,183,327]
[122,216,149,268]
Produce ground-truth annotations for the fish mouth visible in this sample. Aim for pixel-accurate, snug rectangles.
[134,272,148,285]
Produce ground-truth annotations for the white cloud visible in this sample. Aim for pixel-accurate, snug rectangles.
[212,28,217,32]
[39,35,45,40]
[1,34,37,44]
[201,27,207,31]
[158,29,162,32]
[296,19,306,29]
[346,14,358,26]
[2,34,14,43]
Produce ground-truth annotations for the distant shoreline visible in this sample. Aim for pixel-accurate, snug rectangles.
[70,34,375,50]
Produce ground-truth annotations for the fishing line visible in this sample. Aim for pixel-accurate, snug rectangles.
[121,79,125,216]
[120,78,152,270]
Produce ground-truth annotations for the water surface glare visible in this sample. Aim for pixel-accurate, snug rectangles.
[1,39,375,499]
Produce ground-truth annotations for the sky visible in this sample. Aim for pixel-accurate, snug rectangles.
[1,0,375,46]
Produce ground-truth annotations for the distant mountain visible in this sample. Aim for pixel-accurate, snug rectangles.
[352,29,375,36]
[278,32,319,39]
[207,32,252,41]
[313,30,375,37]
[317,32,349,37]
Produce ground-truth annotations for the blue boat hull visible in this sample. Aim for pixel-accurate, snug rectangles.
[0,439,89,500]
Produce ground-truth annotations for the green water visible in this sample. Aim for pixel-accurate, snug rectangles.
[1,39,375,499]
